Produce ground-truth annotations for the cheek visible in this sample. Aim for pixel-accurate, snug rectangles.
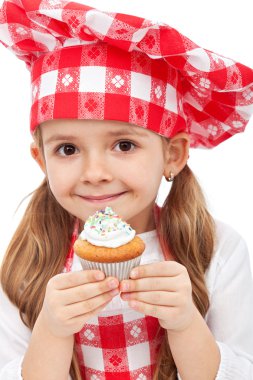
[47,173,64,198]
[142,158,165,193]
[122,159,163,192]
[135,155,164,181]
[45,163,72,198]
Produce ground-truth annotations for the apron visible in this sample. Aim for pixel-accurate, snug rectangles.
[65,209,165,379]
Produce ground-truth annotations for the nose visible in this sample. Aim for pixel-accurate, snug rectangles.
[80,153,113,184]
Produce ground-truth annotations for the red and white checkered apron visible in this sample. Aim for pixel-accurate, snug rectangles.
[64,221,165,379]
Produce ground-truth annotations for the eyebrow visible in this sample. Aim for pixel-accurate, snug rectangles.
[106,128,149,138]
[44,134,80,145]
[44,127,149,144]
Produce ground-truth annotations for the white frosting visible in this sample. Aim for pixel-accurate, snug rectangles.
[80,207,135,248]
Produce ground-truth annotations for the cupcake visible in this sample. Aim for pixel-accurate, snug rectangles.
[74,207,145,281]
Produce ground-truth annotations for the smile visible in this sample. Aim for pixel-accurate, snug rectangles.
[79,192,126,203]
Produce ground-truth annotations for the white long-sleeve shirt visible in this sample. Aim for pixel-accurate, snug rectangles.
[0,220,253,379]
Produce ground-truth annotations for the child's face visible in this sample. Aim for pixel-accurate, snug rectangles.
[35,119,186,233]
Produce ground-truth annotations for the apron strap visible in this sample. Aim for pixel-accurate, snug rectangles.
[64,218,80,273]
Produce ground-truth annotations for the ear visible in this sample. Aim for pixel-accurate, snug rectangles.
[30,142,46,173]
[163,132,190,178]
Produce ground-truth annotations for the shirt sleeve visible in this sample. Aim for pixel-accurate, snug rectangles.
[205,221,253,379]
[0,358,24,380]
[0,287,73,380]
[0,286,31,379]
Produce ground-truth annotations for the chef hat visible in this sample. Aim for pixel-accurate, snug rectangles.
[1,0,253,148]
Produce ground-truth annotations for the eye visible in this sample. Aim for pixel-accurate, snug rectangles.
[115,140,136,152]
[57,144,78,156]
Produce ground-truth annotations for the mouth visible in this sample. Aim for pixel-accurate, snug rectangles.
[79,192,127,203]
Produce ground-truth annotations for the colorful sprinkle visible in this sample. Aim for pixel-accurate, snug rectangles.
[84,207,133,236]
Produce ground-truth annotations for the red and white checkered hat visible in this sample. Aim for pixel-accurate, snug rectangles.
[1,0,253,148]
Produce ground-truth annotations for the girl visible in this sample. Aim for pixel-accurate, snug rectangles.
[0,1,253,379]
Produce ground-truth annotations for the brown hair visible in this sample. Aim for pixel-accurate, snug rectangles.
[153,164,215,379]
[0,129,215,379]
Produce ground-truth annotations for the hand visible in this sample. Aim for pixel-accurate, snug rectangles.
[120,261,195,332]
[40,270,119,338]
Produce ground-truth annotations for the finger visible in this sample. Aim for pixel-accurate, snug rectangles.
[121,290,180,306]
[127,299,175,320]
[130,261,185,279]
[60,277,119,305]
[120,276,179,293]
[65,288,119,319]
[68,300,113,334]
[49,270,105,290]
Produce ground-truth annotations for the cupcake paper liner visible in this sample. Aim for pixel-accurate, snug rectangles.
[79,256,142,281]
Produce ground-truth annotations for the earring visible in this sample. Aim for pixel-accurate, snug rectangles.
[165,172,174,182]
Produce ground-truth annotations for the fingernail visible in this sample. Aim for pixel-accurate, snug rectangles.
[121,282,129,291]
[130,269,138,278]
[95,272,105,280]
[108,280,118,289]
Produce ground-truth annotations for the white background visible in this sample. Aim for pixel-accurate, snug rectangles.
[0,0,252,270]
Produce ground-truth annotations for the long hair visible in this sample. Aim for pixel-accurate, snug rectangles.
[0,181,83,378]
[0,130,215,379]
[153,164,215,379]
